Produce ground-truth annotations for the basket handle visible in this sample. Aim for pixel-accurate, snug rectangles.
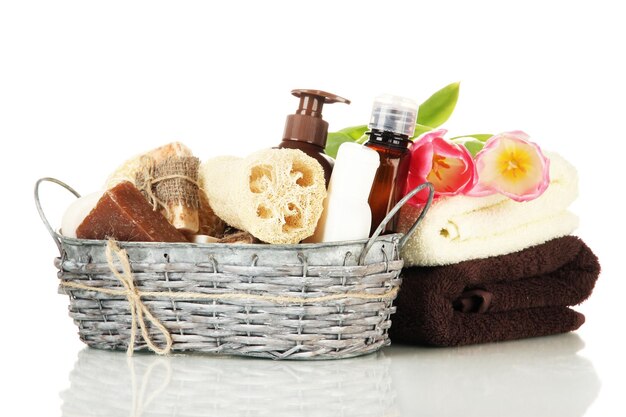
[358,182,434,265]
[34,177,81,252]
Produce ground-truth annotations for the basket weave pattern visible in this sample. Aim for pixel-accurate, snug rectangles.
[57,236,403,360]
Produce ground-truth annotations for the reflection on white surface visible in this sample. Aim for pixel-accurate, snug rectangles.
[388,334,600,417]
[61,334,599,417]
[61,348,397,417]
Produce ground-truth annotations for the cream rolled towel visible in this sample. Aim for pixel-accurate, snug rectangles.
[398,152,579,266]
[199,148,327,244]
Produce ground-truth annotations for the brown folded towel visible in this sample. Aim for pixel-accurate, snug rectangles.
[389,236,600,346]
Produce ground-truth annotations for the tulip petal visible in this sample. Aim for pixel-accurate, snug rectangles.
[415,129,448,144]
[409,141,435,179]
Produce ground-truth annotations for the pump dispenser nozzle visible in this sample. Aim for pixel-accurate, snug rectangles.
[279,89,350,186]
[283,89,350,146]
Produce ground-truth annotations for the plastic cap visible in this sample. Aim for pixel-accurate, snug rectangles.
[369,94,418,138]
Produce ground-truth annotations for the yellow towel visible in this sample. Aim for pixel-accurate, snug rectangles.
[398,152,578,266]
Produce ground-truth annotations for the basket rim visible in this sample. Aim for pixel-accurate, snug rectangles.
[56,232,403,250]
[36,177,433,264]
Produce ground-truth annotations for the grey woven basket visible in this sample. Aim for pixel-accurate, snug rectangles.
[36,177,433,360]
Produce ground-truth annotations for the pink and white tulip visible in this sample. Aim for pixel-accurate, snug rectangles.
[469,131,550,202]
[406,129,477,206]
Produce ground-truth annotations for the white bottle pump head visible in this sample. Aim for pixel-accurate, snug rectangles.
[369,94,419,138]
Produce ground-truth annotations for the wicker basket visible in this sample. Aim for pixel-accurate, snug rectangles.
[36,177,433,360]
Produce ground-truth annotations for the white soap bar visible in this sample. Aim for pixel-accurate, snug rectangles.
[61,191,103,238]
[309,143,380,243]
[191,234,219,244]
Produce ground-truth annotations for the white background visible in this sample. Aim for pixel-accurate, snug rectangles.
[1,1,625,416]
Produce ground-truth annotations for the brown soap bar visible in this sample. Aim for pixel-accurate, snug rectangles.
[76,181,188,243]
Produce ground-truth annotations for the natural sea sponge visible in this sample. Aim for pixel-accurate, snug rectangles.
[199,149,327,244]
[105,142,194,188]
[104,142,204,234]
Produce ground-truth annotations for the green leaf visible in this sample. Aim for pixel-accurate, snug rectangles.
[411,124,434,140]
[342,123,434,143]
[451,133,493,142]
[339,125,368,140]
[325,132,355,158]
[451,136,487,157]
[417,82,460,128]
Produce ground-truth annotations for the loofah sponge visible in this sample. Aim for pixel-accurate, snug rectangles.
[199,148,327,244]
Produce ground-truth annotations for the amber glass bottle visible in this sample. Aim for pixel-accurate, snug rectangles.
[365,95,418,235]
[366,131,412,235]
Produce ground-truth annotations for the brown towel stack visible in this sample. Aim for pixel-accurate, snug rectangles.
[389,236,600,346]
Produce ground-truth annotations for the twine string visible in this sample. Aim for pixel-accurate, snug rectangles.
[60,239,399,356]
[105,239,174,356]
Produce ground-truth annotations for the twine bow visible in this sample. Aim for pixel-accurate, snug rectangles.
[105,239,174,356]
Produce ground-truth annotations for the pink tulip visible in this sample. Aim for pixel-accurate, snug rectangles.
[469,131,550,202]
[406,129,477,206]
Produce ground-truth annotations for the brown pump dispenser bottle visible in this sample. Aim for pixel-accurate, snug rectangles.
[278,89,350,185]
